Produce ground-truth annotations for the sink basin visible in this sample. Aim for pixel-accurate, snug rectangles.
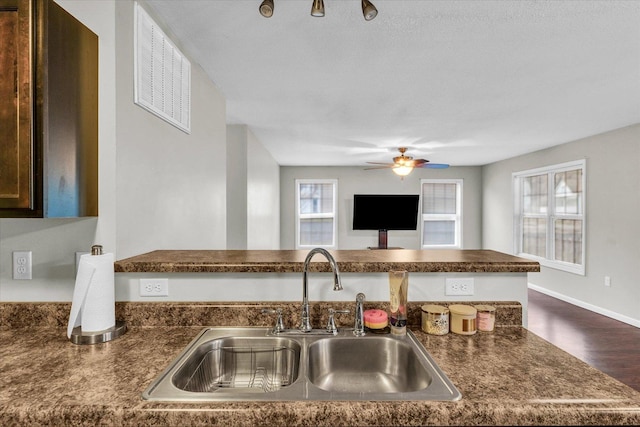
[307,336,431,393]
[143,327,461,401]
[172,336,300,393]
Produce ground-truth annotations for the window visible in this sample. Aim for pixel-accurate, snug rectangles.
[421,179,462,248]
[513,160,586,275]
[295,179,337,249]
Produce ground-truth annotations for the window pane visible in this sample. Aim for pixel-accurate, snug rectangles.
[423,221,455,245]
[299,218,334,246]
[555,219,582,264]
[523,174,548,214]
[522,217,546,257]
[555,169,583,215]
[423,183,456,214]
[299,183,334,214]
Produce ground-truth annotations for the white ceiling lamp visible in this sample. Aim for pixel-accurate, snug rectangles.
[392,165,413,177]
[259,0,377,21]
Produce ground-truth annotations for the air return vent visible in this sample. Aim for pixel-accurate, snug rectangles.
[134,2,191,133]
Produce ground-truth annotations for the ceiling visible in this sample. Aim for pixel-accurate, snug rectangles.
[145,0,640,167]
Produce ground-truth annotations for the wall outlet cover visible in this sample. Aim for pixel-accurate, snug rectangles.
[139,278,169,297]
[445,277,475,296]
[13,251,32,280]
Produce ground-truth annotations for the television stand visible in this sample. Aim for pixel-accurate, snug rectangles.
[365,229,404,249]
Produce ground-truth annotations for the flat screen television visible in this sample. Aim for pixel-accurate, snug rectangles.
[352,194,420,249]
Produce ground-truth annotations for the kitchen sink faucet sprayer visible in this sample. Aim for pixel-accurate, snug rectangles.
[300,248,343,332]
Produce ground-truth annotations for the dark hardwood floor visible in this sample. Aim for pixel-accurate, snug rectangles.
[527,288,640,392]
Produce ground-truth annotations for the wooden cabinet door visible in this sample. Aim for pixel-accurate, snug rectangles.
[0,0,33,210]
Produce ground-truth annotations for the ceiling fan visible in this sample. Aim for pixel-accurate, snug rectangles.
[365,147,449,177]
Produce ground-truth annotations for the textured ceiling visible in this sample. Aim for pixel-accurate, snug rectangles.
[146,0,640,166]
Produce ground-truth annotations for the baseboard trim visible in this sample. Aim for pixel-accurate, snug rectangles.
[528,283,640,328]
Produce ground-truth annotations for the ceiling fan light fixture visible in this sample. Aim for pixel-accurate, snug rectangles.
[259,0,274,17]
[311,0,325,17]
[392,165,413,176]
[361,0,377,21]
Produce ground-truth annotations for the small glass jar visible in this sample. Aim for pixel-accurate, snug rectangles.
[421,304,449,335]
[475,304,496,332]
[449,304,477,335]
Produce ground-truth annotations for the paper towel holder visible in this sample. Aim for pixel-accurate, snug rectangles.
[69,245,127,345]
[69,321,127,345]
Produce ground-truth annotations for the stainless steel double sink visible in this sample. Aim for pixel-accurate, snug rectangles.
[142,327,461,401]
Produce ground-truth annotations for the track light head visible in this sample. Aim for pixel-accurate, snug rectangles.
[361,0,377,21]
[259,0,274,18]
[311,0,325,17]
[260,0,377,20]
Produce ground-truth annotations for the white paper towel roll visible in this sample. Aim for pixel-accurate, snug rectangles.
[67,252,116,338]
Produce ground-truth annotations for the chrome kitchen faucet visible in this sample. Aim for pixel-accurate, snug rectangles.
[299,248,343,332]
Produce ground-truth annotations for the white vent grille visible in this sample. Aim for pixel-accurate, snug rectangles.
[134,2,191,133]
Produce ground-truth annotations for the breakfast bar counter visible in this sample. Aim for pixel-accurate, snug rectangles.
[1,302,639,426]
[114,249,541,273]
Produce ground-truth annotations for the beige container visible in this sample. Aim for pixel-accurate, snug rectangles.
[449,304,477,335]
[421,304,449,335]
[475,304,496,332]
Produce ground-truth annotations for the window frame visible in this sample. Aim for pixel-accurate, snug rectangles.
[513,159,586,275]
[294,179,338,249]
[420,179,463,249]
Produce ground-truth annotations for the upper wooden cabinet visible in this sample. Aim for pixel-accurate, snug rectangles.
[0,0,97,218]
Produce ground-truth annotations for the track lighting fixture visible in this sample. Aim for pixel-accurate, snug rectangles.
[259,0,274,18]
[361,0,378,21]
[311,0,325,17]
[259,0,377,21]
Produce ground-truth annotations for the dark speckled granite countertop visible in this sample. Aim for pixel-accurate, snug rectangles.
[1,301,639,426]
[114,249,541,273]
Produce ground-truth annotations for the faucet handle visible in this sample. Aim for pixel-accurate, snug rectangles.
[261,308,285,334]
[326,308,350,335]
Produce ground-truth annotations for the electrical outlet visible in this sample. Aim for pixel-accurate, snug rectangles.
[139,278,169,297]
[445,277,474,296]
[13,251,32,280]
[604,276,611,287]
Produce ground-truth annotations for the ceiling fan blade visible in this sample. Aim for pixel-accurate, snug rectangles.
[366,161,395,166]
[420,163,450,169]
[364,166,394,170]
[412,159,428,166]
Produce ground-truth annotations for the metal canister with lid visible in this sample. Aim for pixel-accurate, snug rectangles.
[475,304,496,331]
[421,304,449,335]
[449,304,477,335]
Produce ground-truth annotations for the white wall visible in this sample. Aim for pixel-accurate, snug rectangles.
[226,125,280,250]
[280,166,483,250]
[483,124,640,326]
[246,128,280,249]
[115,1,227,259]
[0,0,117,301]
[226,125,248,249]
